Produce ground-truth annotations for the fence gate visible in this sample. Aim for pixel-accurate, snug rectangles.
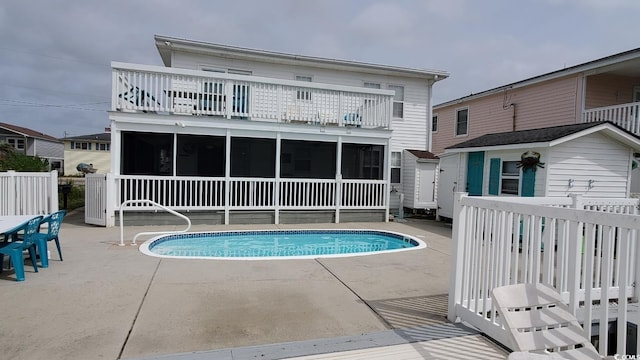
[85,173,109,226]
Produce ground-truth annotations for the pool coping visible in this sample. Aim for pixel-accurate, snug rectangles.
[127,322,479,360]
[139,228,427,260]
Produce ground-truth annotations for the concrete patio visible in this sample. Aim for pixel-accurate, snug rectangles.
[0,210,508,360]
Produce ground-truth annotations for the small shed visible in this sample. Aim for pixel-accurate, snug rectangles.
[401,149,438,212]
[436,122,640,220]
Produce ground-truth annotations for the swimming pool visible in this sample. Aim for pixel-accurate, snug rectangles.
[140,229,426,260]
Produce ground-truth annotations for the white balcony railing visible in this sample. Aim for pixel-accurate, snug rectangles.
[112,62,394,129]
[448,193,640,356]
[114,175,387,211]
[583,102,640,133]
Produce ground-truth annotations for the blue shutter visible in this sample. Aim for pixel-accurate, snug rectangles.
[521,168,535,197]
[488,158,501,195]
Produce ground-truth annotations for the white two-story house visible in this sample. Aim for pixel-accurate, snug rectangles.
[101,35,448,226]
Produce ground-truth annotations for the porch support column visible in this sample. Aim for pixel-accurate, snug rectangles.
[274,133,281,224]
[335,136,343,223]
[384,138,391,222]
[110,120,120,176]
[172,133,177,176]
[224,129,231,225]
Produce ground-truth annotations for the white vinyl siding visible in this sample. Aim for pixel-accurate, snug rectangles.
[546,133,631,198]
[173,50,432,161]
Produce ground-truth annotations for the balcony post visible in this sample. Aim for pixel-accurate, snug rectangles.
[274,133,281,224]
[224,129,231,224]
[335,136,343,223]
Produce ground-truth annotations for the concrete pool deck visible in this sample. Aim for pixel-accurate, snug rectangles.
[0,210,507,359]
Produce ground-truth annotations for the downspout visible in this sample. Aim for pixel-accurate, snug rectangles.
[427,78,434,152]
[509,103,517,131]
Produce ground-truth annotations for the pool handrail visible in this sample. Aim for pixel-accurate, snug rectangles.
[119,199,192,246]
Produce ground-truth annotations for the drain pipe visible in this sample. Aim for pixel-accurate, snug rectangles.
[511,103,517,131]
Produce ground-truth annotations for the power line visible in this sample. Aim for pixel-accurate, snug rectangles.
[0,98,109,112]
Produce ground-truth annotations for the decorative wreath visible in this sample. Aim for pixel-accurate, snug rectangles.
[516,151,545,172]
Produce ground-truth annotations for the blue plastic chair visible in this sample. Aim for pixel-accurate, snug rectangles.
[0,216,43,281]
[33,210,66,267]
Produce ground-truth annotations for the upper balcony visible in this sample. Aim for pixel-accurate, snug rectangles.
[583,102,640,134]
[111,62,395,130]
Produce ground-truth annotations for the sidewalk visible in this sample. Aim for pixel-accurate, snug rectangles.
[0,210,507,359]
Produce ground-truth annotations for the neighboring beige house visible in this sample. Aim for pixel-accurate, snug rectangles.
[0,122,63,172]
[432,47,640,155]
[60,132,111,175]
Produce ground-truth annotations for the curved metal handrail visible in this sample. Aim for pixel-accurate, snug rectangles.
[119,199,191,246]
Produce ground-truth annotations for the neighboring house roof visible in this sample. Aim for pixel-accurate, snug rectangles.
[0,122,60,142]
[406,149,439,160]
[155,35,449,82]
[445,121,640,153]
[435,47,640,108]
[61,133,111,142]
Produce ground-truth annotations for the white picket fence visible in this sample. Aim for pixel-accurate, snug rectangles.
[0,170,59,216]
[448,193,640,356]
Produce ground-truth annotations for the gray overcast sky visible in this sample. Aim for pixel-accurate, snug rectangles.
[0,0,638,138]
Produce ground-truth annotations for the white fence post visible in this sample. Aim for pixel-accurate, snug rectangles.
[7,170,16,215]
[567,194,583,314]
[447,192,468,322]
[49,170,59,213]
[105,173,115,227]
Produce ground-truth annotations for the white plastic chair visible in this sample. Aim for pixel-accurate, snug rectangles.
[491,283,607,359]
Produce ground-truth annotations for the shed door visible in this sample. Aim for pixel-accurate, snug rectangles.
[466,151,485,196]
[417,162,435,204]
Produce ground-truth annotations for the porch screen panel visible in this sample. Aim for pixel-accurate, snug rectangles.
[341,144,384,180]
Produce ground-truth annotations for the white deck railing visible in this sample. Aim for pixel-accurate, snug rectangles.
[448,193,640,356]
[112,62,394,129]
[115,175,387,212]
[583,102,640,133]
[0,171,59,216]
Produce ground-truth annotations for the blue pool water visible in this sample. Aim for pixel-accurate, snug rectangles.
[140,230,426,260]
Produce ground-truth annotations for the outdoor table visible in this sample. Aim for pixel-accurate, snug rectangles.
[0,215,35,239]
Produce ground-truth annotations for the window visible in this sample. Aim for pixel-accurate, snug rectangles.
[432,114,438,132]
[71,141,91,150]
[455,108,468,136]
[388,85,404,118]
[391,151,402,183]
[295,75,312,101]
[97,143,110,151]
[7,138,25,150]
[364,82,381,89]
[501,161,519,195]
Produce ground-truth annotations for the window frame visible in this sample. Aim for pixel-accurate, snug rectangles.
[432,114,438,133]
[390,151,402,184]
[295,75,313,101]
[71,141,92,150]
[388,84,405,119]
[7,137,25,150]
[500,160,520,196]
[455,107,469,137]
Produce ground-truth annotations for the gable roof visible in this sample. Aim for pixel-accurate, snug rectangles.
[0,122,59,142]
[155,35,449,82]
[406,149,439,160]
[435,47,640,108]
[61,133,111,142]
[444,121,640,153]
